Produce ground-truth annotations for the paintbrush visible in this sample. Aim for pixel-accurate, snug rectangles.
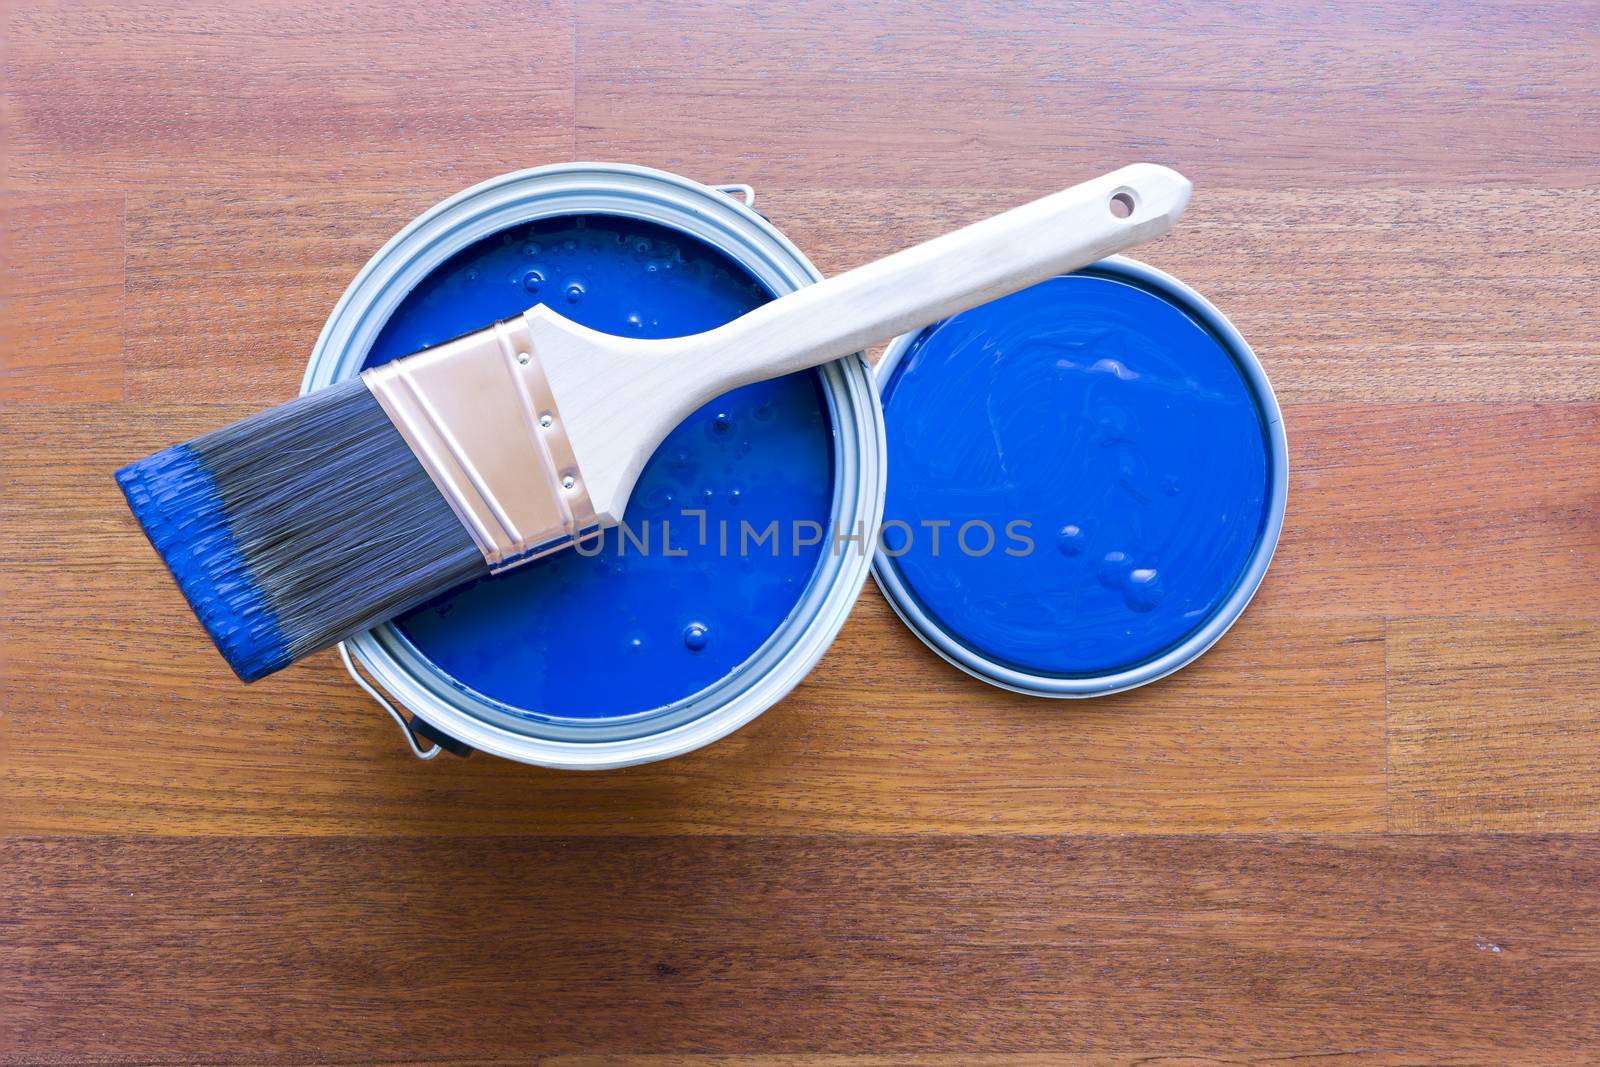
[117,164,1191,681]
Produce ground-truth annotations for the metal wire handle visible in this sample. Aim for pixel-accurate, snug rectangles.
[338,642,441,760]
[712,183,756,208]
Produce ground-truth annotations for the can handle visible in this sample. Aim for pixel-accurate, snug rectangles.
[711,183,756,208]
[338,642,447,760]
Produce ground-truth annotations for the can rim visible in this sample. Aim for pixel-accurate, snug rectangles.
[870,255,1289,698]
[306,163,886,767]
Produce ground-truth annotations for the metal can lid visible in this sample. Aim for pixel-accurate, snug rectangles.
[872,256,1288,697]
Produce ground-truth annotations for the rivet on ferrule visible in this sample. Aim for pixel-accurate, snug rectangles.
[361,311,599,572]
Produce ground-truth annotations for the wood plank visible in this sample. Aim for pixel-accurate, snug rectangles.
[1254,403,1600,619]
[115,187,1600,406]
[5,835,1599,1059]
[3,0,575,193]
[0,566,1384,835]
[574,0,1600,193]
[121,189,432,403]
[0,191,124,402]
[7,401,1593,616]
[1388,619,1600,831]
[564,1060,1598,1067]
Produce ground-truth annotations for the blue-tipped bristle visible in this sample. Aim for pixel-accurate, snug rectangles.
[117,378,488,682]
[116,444,291,681]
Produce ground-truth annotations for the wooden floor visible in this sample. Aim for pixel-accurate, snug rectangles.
[3,1,1598,1063]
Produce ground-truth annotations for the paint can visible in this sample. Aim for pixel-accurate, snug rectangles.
[871,256,1288,697]
[307,164,884,768]
[317,169,1285,765]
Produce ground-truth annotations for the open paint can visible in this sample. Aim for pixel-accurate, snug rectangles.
[318,165,1285,766]
[309,164,884,768]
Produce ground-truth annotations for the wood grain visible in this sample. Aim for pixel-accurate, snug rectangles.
[595,1061,1556,1067]
[0,563,1386,835]
[6,835,1600,1060]
[121,189,434,403]
[1388,619,1600,831]
[1256,403,1600,619]
[4,0,1600,1061]
[542,1058,1600,1067]
[574,0,1600,192]
[0,191,124,402]
[2,0,576,194]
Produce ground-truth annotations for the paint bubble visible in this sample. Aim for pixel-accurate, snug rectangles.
[682,623,709,652]
[707,411,734,438]
[564,276,587,303]
[1124,568,1164,612]
[524,242,542,255]
[465,268,480,282]
[625,635,645,655]
[625,311,645,331]
[1097,550,1132,589]
[1056,524,1086,556]
[563,239,579,251]
[633,238,652,255]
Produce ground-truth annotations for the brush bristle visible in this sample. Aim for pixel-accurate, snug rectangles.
[116,378,487,682]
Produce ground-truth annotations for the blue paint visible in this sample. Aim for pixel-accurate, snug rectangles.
[115,445,291,681]
[879,271,1272,678]
[362,215,835,720]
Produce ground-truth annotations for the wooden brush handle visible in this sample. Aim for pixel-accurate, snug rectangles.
[697,162,1191,388]
[533,164,1192,523]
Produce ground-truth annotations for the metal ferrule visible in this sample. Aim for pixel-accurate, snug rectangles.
[361,312,599,571]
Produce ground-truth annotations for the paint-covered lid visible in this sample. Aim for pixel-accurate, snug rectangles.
[872,257,1287,697]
